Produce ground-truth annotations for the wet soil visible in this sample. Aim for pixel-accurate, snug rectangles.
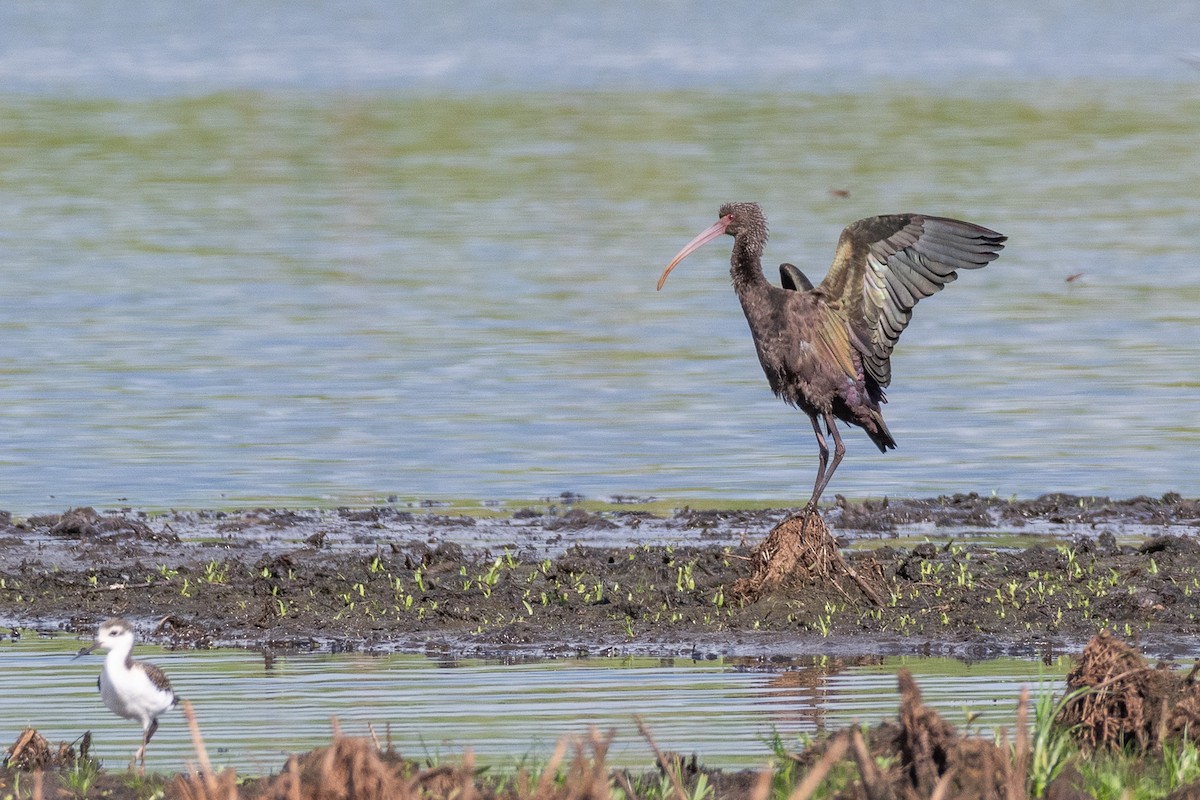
[2,492,1199,660]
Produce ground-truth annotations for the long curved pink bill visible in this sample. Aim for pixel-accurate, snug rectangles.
[657,216,732,290]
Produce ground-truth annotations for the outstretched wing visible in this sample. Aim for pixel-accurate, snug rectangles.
[815,214,1005,388]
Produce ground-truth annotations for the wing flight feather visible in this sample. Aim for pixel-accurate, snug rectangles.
[816,214,1006,388]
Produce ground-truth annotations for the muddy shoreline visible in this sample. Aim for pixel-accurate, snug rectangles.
[2,492,1199,660]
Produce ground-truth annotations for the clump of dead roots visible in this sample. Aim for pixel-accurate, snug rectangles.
[732,510,883,606]
[789,669,1031,800]
[4,729,91,771]
[1057,629,1200,753]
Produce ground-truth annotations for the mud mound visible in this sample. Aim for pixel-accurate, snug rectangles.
[732,511,882,606]
[1058,630,1200,752]
[542,509,618,531]
[30,506,178,542]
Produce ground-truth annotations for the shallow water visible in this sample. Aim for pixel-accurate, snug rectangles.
[0,1,1195,93]
[3,634,1068,773]
[1,3,1199,513]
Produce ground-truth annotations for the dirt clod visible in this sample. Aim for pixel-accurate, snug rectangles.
[36,506,175,542]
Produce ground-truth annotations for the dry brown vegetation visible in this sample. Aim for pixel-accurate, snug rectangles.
[1057,630,1200,753]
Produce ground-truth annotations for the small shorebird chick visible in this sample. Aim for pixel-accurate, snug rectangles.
[75,617,178,771]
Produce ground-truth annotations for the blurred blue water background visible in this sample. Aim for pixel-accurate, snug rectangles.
[1,2,1198,512]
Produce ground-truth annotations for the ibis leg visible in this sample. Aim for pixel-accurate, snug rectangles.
[807,413,845,509]
[806,415,830,509]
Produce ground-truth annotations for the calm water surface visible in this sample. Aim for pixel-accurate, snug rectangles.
[0,3,1197,512]
[2,635,1068,772]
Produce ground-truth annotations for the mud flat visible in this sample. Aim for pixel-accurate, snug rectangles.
[6,495,1200,799]
[1,492,1198,659]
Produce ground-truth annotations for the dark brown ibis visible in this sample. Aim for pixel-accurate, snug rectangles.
[658,203,1005,511]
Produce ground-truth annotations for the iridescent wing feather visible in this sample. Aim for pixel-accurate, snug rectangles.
[816,214,1006,388]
